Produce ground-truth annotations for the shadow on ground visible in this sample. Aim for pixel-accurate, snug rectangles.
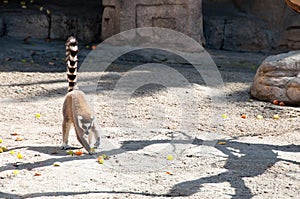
[1,137,299,198]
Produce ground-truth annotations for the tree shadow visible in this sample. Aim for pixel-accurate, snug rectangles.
[168,138,300,198]
[1,137,299,198]
[0,190,162,199]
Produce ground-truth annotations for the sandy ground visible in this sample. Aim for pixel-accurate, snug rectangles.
[0,36,300,199]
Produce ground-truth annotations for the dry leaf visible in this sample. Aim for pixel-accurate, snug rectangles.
[74,150,83,156]
[218,141,227,145]
[53,162,61,166]
[15,137,24,141]
[34,173,41,176]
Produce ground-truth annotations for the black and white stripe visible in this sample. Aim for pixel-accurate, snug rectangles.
[65,36,78,92]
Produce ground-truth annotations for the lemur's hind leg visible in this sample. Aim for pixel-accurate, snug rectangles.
[61,118,72,150]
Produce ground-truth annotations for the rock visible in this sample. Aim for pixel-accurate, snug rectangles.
[251,51,300,105]
[102,0,205,44]
[4,13,49,39]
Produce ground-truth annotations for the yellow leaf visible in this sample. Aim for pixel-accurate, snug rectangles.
[35,113,41,119]
[13,170,20,175]
[17,153,23,159]
[98,158,104,164]
[221,114,228,119]
[166,155,174,161]
[0,139,3,143]
[256,115,264,120]
[273,114,280,120]
[218,141,227,145]
[10,150,15,155]
[15,137,23,141]
[53,162,61,166]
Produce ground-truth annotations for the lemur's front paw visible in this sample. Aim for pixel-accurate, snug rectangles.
[60,144,71,150]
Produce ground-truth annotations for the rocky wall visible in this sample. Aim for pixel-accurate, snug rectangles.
[0,0,102,42]
[203,0,300,52]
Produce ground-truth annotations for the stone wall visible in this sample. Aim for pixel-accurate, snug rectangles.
[1,0,300,52]
[0,0,102,42]
[101,0,205,44]
[203,0,300,52]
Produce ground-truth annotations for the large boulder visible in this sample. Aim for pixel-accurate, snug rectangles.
[251,51,300,105]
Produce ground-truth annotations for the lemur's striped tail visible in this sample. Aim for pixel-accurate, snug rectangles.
[65,36,78,92]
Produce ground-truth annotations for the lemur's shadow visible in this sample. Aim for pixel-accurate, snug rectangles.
[167,138,300,198]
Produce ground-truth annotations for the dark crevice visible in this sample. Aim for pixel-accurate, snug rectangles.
[46,11,52,39]
[220,18,227,50]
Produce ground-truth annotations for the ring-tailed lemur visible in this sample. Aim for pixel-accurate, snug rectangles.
[61,36,100,154]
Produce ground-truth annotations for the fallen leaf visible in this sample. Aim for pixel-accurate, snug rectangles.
[35,113,41,119]
[0,148,3,153]
[166,155,174,161]
[241,114,247,119]
[0,139,3,143]
[273,99,279,105]
[53,162,61,166]
[34,173,41,176]
[98,158,104,164]
[74,150,83,156]
[97,155,106,164]
[101,154,108,160]
[1,146,7,152]
[91,45,97,50]
[11,132,20,136]
[273,114,280,120]
[67,150,74,155]
[17,153,23,159]
[13,170,20,175]
[10,150,15,155]
[221,114,228,119]
[166,171,173,175]
[279,101,285,106]
[48,62,54,65]
[15,137,24,141]
[218,141,227,145]
[256,115,264,120]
